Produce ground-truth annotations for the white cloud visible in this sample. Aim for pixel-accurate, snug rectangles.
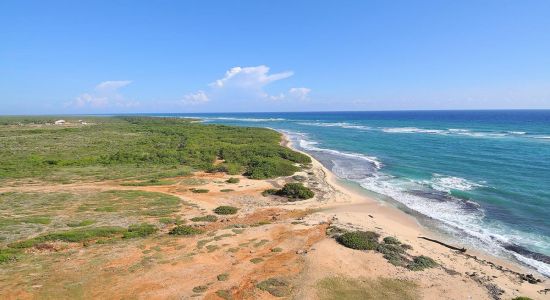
[182,65,310,106]
[288,87,311,100]
[95,80,132,92]
[68,80,138,109]
[182,90,209,105]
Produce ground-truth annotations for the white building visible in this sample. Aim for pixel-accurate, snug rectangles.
[54,120,66,125]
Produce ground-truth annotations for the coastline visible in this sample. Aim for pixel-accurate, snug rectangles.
[280,132,549,299]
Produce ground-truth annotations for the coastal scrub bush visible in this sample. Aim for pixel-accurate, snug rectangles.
[256,278,292,297]
[168,225,203,236]
[123,223,158,238]
[407,255,438,271]
[383,236,400,245]
[262,183,314,200]
[192,285,208,293]
[190,215,218,222]
[217,273,229,281]
[337,231,380,250]
[245,158,299,179]
[277,183,314,200]
[226,177,240,184]
[512,297,533,300]
[191,188,209,193]
[214,206,238,215]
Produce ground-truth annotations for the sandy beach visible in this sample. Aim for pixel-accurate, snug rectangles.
[281,134,549,299]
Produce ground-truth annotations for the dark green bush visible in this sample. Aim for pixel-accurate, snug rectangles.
[226,177,240,184]
[191,188,209,193]
[383,236,400,245]
[169,225,203,236]
[337,231,379,250]
[276,183,314,200]
[407,255,438,271]
[245,158,299,179]
[262,189,278,196]
[123,223,158,238]
[213,206,238,215]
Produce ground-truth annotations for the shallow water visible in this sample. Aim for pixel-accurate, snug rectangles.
[150,110,550,276]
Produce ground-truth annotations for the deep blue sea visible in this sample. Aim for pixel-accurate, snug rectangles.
[152,110,550,276]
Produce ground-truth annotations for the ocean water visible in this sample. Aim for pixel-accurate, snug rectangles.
[153,110,550,276]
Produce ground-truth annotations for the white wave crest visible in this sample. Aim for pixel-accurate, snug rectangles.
[297,122,371,130]
[427,174,485,192]
[202,117,286,122]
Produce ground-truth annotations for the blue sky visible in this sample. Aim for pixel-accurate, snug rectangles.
[1,0,550,114]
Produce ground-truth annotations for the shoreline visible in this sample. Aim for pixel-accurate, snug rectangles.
[280,132,549,299]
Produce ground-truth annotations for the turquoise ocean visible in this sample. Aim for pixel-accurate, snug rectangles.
[151,110,550,276]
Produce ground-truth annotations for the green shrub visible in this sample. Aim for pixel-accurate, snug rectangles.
[214,206,238,215]
[217,273,229,281]
[216,289,232,300]
[168,225,203,236]
[257,278,292,297]
[407,255,438,271]
[271,247,283,252]
[262,189,278,196]
[226,177,240,184]
[190,215,218,222]
[512,297,533,300]
[272,183,314,200]
[250,257,264,264]
[383,236,400,245]
[191,188,209,193]
[220,189,234,192]
[123,223,158,238]
[337,231,379,250]
[192,285,208,293]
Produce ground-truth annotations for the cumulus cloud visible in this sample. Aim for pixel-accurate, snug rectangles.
[182,90,209,105]
[69,80,138,108]
[181,65,310,106]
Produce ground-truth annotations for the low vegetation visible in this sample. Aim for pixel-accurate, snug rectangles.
[190,215,218,222]
[226,177,240,184]
[214,206,239,215]
[0,116,310,182]
[263,183,314,200]
[256,277,292,297]
[332,227,436,271]
[191,188,209,193]
[168,225,203,236]
[316,276,419,300]
[123,223,158,239]
[8,226,127,248]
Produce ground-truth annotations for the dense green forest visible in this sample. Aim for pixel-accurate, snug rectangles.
[0,116,310,182]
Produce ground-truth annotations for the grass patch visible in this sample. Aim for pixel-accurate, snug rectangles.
[8,226,127,248]
[213,206,238,215]
[0,248,22,263]
[257,277,292,297]
[190,215,218,222]
[67,219,95,227]
[168,225,203,236]
[316,276,419,300]
[123,223,158,239]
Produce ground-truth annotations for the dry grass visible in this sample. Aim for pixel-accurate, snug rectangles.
[316,276,419,300]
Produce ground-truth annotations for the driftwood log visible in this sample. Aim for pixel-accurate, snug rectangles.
[418,236,467,252]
